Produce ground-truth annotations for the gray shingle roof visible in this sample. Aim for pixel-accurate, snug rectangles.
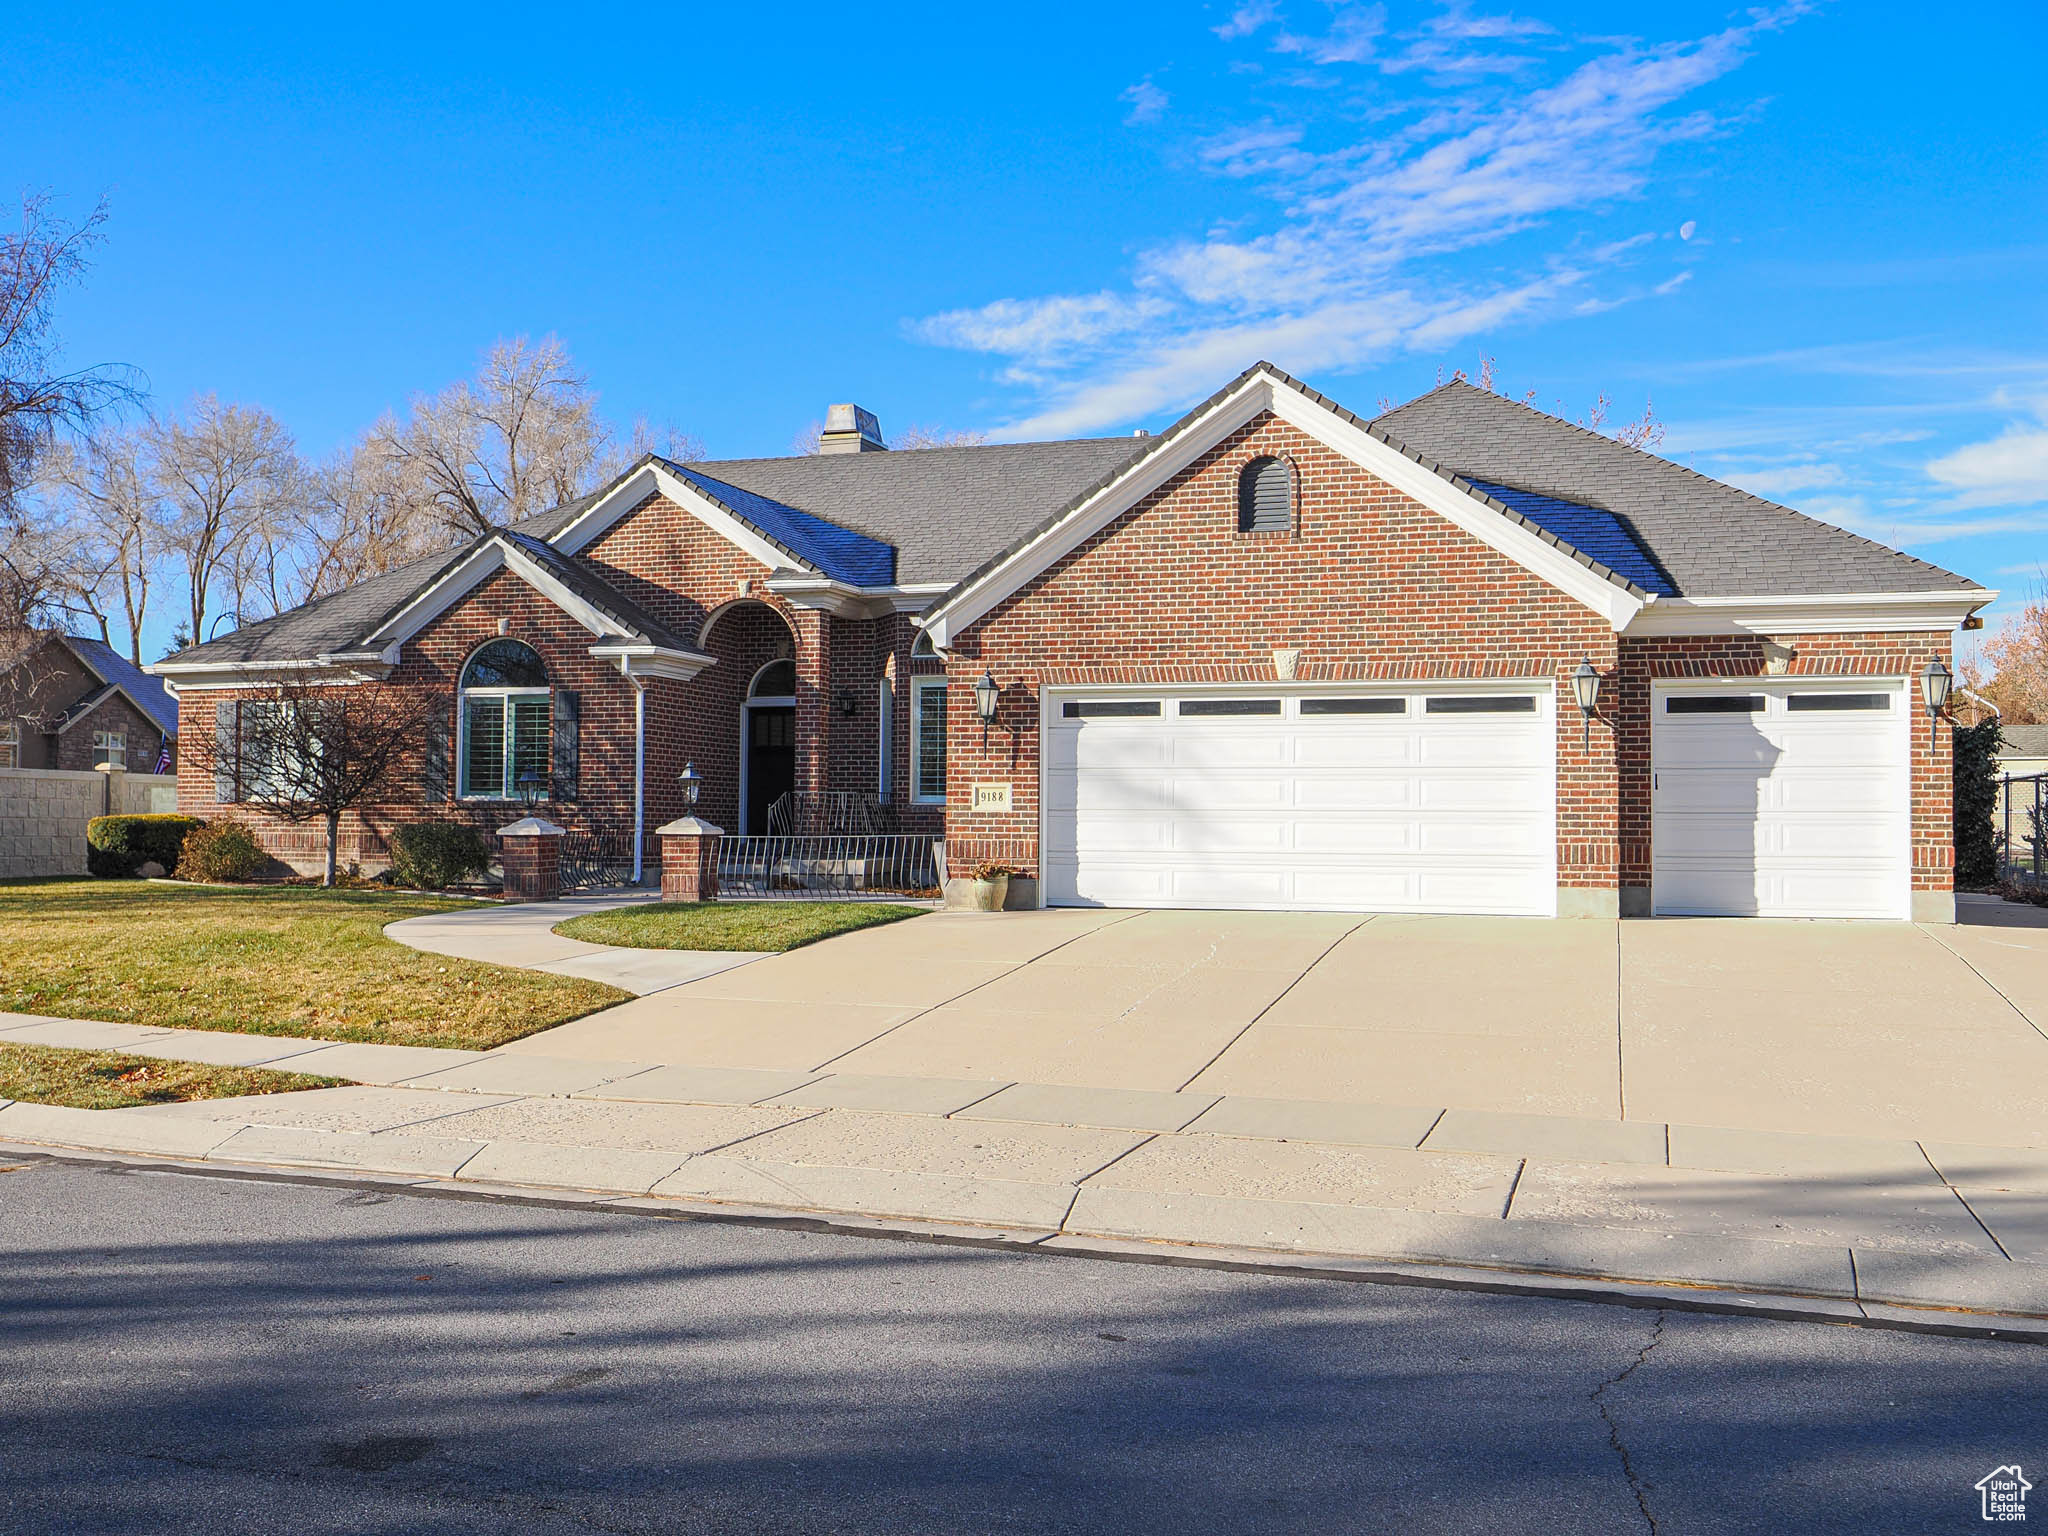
[1372,381,1977,599]
[160,551,465,668]
[676,438,1151,586]
[1999,725,2048,760]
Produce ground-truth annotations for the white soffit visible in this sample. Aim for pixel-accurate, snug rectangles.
[1622,590,1994,637]
[923,369,1645,645]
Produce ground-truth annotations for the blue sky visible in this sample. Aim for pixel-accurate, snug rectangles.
[7,1,2045,656]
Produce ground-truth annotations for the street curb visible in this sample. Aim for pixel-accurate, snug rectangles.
[8,1140,2046,1348]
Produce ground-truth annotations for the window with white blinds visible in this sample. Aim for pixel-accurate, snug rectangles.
[912,680,948,804]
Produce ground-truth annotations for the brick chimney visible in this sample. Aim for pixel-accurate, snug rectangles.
[819,403,886,454]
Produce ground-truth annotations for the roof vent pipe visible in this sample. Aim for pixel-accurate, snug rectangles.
[820,403,886,454]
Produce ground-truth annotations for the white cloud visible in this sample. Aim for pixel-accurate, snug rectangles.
[914,6,1799,438]
[1122,78,1170,125]
[1716,462,1845,498]
[1654,270,1693,296]
[1927,424,2048,507]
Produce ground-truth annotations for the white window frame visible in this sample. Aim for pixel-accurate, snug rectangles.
[877,678,893,798]
[458,687,551,801]
[92,730,126,770]
[911,678,948,805]
[0,720,16,769]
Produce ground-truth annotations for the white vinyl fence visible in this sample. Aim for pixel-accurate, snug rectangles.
[0,768,180,880]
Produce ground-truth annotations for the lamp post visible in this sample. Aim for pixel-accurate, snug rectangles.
[1570,658,1602,750]
[973,670,1001,743]
[1920,658,1953,749]
[677,761,703,812]
[514,769,544,810]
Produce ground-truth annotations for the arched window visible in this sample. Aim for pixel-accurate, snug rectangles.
[459,639,550,799]
[1237,455,1294,534]
[750,658,797,699]
[911,630,938,658]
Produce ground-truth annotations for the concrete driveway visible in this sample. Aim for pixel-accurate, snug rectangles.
[506,899,2048,1147]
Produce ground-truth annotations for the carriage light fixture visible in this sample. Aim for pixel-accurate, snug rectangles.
[1920,658,1953,747]
[1570,658,1602,749]
[677,761,703,812]
[515,770,545,809]
[973,670,1001,741]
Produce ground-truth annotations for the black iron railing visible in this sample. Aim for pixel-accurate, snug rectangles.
[2001,772,2048,884]
[718,834,942,901]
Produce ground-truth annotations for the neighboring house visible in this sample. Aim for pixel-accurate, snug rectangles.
[1993,723,2048,781]
[1,633,179,775]
[151,364,1990,921]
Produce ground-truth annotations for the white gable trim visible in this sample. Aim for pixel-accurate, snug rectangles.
[549,460,814,575]
[359,537,640,654]
[920,368,1646,646]
[1622,589,1993,637]
[587,642,716,682]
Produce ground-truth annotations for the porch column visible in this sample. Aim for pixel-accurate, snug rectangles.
[499,817,565,902]
[656,815,723,903]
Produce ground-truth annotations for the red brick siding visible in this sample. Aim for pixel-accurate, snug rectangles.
[944,411,1621,885]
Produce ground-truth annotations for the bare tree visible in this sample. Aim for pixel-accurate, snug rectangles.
[150,395,300,645]
[289,437,444,602]
[374,336,613,538]
[1971,595,2048,726]
[34,426,158,661]
[0,193,140,518]
[183,680,434,886]
[889,425,988,451]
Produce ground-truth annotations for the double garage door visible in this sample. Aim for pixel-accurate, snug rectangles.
[1042,684,1557,915]
[1041,678,1913,919]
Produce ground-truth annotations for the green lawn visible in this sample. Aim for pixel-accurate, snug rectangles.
[554,901,926,952]
[0,1039,345,1111]
[0,880,628,1050]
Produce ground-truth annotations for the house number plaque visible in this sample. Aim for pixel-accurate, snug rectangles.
[970,782,1013,812]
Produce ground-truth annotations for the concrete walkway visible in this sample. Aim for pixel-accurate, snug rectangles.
[384,894,766,995]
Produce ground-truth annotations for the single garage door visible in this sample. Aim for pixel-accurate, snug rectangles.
[1041,685,1556,914]
[1651,680,1910,919]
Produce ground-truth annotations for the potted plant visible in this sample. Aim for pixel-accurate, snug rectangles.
[963,860,1015,912]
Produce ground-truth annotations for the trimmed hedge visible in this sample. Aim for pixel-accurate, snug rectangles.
[1954,718,2004,889]
[86,814,203,878]
[390,821,492,891]
[178,821,266,883]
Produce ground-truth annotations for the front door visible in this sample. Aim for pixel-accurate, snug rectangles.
[745,706,796,833]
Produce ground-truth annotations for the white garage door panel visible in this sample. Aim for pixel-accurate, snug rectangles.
[1044,688,1556,915]
[1652,683,1909,920]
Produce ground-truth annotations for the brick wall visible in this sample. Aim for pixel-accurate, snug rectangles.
[943,410,1621,885]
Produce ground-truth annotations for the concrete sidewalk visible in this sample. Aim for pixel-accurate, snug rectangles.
[3,1007,2046,1328]
[384,894,766,995]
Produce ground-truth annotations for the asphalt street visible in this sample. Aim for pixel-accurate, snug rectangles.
[0,1156,2038,1534]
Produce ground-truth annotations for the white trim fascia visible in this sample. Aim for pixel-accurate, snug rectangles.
[922,369,1646,646]
[587,643,716,683]
[1621,589,1993,637]
[147,657,392,690]
[550,461,815,576]
[359,537,638,654]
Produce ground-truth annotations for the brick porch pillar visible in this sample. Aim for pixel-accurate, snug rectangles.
[499,817,564,902]
[656,816,723,903]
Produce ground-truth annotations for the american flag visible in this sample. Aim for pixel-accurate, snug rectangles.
[154,743,173,775]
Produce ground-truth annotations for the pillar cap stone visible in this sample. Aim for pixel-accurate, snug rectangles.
[497,817,566,838]
[654,816,725,837]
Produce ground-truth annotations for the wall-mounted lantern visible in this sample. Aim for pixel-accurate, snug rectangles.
[1920,658,1953,748]
[1570,658,1602,749]
[973,670,1001,742]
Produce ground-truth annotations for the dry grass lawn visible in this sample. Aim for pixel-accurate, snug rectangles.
[0,1039,346,1110]
[0,880,628,1050]
[555,900,925,952]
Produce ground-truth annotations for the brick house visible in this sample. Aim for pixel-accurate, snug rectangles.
[151,365,1989,920]
[2,632,178,774]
